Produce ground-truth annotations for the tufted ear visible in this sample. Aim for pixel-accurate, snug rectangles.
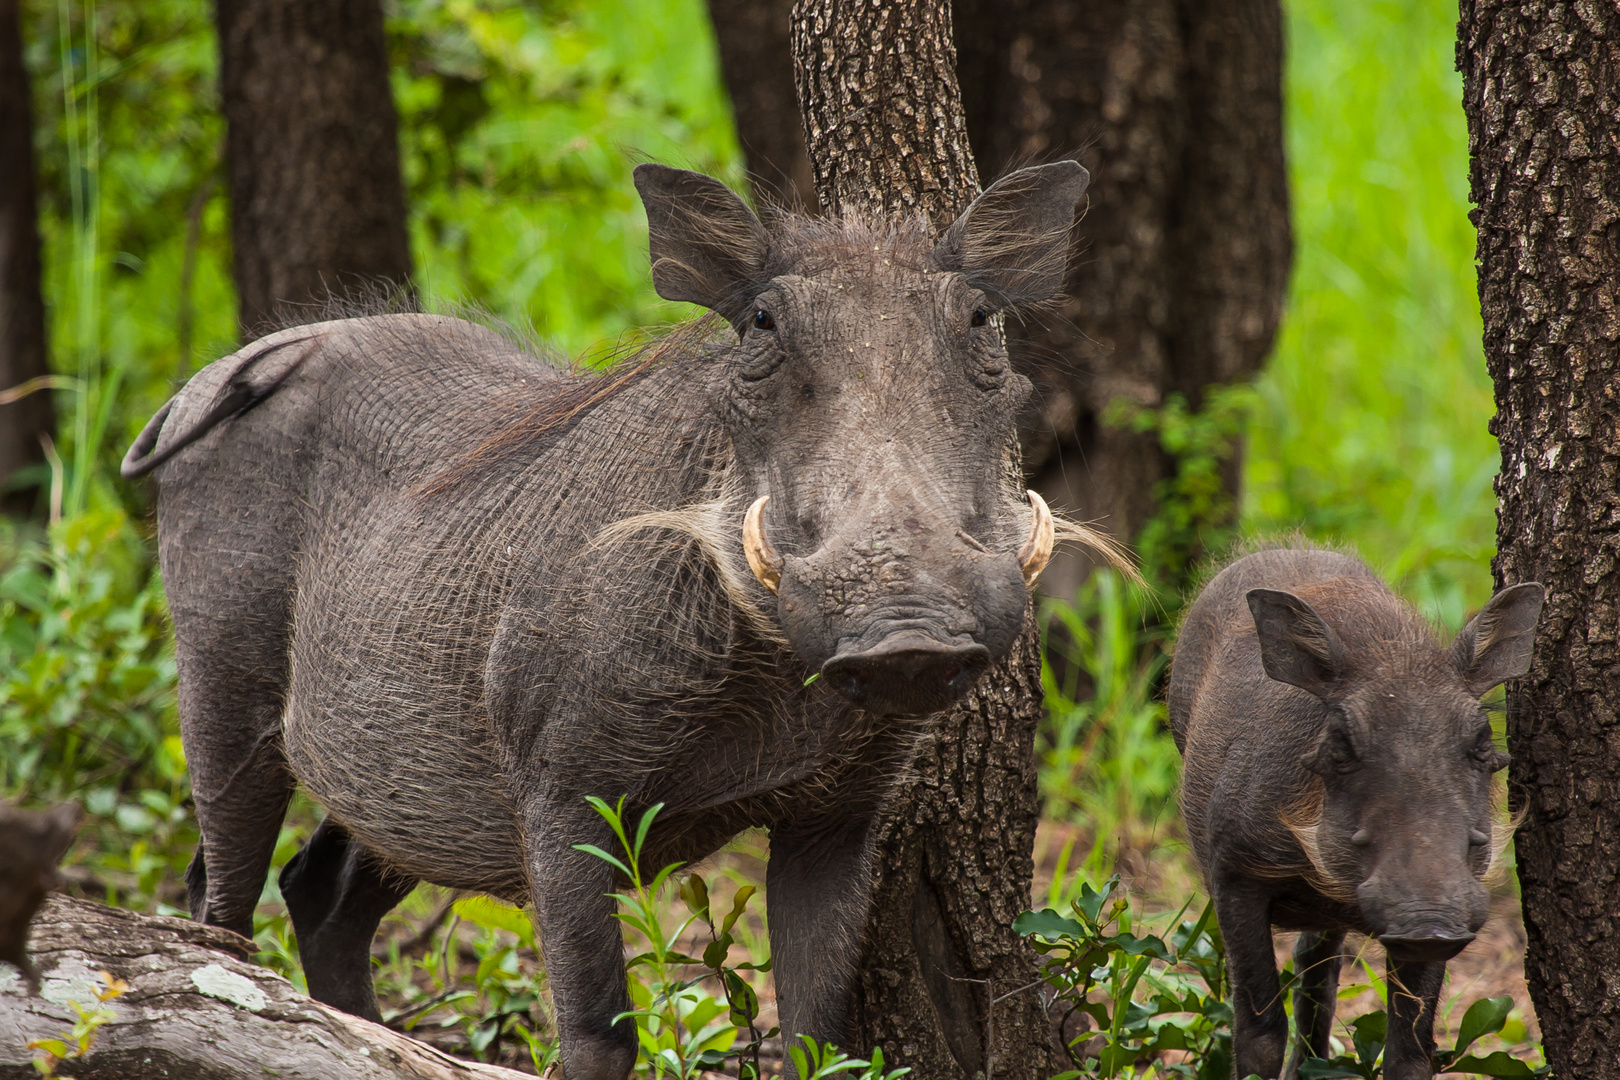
[634,164,769,327]
[933,160,1089,310]
[1247,588,1350,701]
[1451,582,1545,697]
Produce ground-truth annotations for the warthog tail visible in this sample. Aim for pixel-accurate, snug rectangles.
[121,334,322,479]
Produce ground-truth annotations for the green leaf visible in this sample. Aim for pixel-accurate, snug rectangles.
[1114,931,1173,961]
[1014,907,1086,941]
[572,842,630,877]
[1444,995,1515,1063]
[722,884,757,935]
[1445,1052,1548,1077]
[451,896,535,951]
[680,874,711,921]
[1076,875,1121,925]
[703,936,731,969]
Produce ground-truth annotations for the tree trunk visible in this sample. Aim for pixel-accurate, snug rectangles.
[0,0,54,518]
[214,0,414,337]
[954,0,1290,596]
[706,0,818,213]
[790,3,1061,1074]
[0,896,532,1080]
[1460,3,1620,1075]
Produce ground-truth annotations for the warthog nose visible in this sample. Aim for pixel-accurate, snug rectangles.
[1377,931,1476,963]
[822,634,991,716]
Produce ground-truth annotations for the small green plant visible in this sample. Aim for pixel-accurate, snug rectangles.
[1018,875,1231,1079]
[1296,992,1546,1079]
[786,1035,910,1080]
[576,795,773,1078]
[1106,386,1255,600]
[28,969,129,1078]
[1039,571,1181,873]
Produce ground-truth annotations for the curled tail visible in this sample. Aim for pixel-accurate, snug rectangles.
[121,333,322,479]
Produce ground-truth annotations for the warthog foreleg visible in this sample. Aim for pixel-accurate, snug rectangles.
[765,814,878,1063]
[1284,929,1345,1079]
[1384,957,1444,1080]
[527,798,638,1080]
[1215,874,1288,1079]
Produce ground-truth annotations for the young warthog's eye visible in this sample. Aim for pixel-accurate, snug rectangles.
[753,308,776,331]
[970,308,987,327]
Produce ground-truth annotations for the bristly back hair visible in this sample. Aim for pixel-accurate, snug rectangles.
[414,314,728,497]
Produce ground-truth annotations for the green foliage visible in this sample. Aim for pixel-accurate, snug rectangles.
[1106,386,1256,602]
[1038,571,1181,870]
[1019,875,1232,1078]
[27,969,129,1078]
[1246,0,1498,630]
[390,0,743,355]
[577,795,775,1078]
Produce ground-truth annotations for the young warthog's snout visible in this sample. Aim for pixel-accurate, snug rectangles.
[1357,853,1489,963]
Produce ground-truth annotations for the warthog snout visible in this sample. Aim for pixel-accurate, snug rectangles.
[822,632,992,715]
[1376,930,1477,964]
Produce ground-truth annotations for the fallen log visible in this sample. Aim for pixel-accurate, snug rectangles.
[0,895,535,1080]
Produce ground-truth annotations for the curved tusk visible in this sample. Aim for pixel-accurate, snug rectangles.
[1017,489,1055,585]
[742,495,783,594]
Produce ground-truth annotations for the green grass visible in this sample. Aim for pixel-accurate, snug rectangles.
[1246,0,1498,632]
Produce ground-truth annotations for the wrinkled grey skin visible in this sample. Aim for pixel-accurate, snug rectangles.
[1169,545,1544,1080]
[125,162,1089,1079]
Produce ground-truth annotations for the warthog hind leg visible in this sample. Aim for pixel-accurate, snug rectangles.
[280,816,417,1022]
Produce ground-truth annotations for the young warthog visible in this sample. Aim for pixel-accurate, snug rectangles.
[1168,545,1543,1080]
[124,162,1103,1078]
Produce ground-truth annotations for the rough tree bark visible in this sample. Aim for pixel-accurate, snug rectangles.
[0,0,55,517]
[706,0,818,212]
[1460,3,1620,1075]
[954,0,1290,594]
[0,897,532,1080]
[791,2,1061,1075]
[214,0,414,337]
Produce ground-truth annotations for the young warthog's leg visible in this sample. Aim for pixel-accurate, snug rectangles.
[177,657,294,940]
[1214,875,1287,1080]
[766,814,878,1060]
[526,798,636,1080]
[1384,958,1445,1080]
[279,817,417,1021]
[1283,929,1345,1079]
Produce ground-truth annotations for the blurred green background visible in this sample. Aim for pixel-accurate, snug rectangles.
[4,0,1492,921]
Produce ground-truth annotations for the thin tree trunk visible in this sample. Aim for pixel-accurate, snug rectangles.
[214,0,413,338]
[954,0,1289,595]
[790,3,1061,1074]
[1460,3,1620,1075]
[706,0,818,213]
[0,0,54,518]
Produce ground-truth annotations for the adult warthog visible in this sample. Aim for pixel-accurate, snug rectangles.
[125,162,1109,1078]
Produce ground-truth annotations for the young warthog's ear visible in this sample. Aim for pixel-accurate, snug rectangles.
[1247,588,1350,700]
[634,164,768,326]
[933,160,1089,310]
[1451,582,1545,697]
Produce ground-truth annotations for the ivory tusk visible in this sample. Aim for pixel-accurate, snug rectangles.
[1017,489,1055,585]
[743,495,783,594]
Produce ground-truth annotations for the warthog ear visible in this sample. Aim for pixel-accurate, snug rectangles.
[634,164,768,327]
[1451,582,1546,697]
[1247,588,1350,700]
[934,160,1089,310]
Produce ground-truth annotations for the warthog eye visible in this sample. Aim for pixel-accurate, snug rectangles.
[753,308,775,331]
[971,308,988,327]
